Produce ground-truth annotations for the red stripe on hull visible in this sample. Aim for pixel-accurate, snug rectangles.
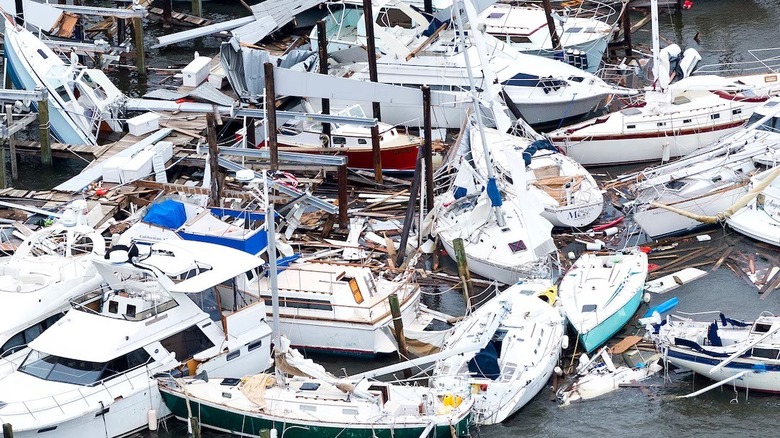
[551,120,746,142]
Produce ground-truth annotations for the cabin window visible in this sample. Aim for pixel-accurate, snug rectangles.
[508,35,532,44]
[657,122,666,127]
[683,119,692,123]
[664,180,687,191]
[245,269,255,282]
[160,325,215,362]
[126,304,137,318]
[54,85,71,103]
[487,12,504,19]
[733,109,742,115]
[1,314,64,356]
[565,27,584,33]
[190,288,222,321]
[753,347,779,360]
[261,296,333,311]
[358,139,367,145]
[300,382,320,391]
[248,339,263,351]
[626,124,636,129]
[754,322,773,333]
[711,113,721,120]
[226,350,240,361]
[37,49,48,59]
[18,347,150,385]
[108,300,119,314]
[332,137,347,145]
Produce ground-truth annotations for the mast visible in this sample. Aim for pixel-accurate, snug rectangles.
[263,170,282,381]
[453,0,505,227]
[650,0,662,92]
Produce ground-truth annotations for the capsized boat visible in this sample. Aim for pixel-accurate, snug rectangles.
[557,346,662,405]
[558,249,648,353]
[651,311,780,393]
[0,201,105,375]
[3,13,124,145]
[0,240,273,437]
[467,124,603,227]
[158,336,474,437]
[431,279,565,425]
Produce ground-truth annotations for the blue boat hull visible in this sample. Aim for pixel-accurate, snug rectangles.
[4,31,91,145]
[579,288,643,353]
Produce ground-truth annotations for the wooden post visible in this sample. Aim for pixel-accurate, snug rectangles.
[189,417,201,438]
[388,293,411,378]
[117,17,126,45]
[453,238,474,309]
[191,0,202,17]
[371,125,383,184]
[6,105,17,180]
[422,86,434,212]
[395,146,423,267]
[37,87,52,167]
[206,112,222,207]
[541,0,561,50]
[2,423,12,438]
[362,0,381,121]
[622,5,633,57]
[316,20,331,140]
[263,62,279,171]
[162,0,173,28]
[13,0,23,26]
[246,117,256,148]
[132,16,146,77]
[337,163,348,228]
[423,0,432,14]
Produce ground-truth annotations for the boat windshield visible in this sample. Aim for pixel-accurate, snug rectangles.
[747,112,780,133]
[18,348,151,386]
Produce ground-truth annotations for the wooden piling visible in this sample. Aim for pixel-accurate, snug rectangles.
[316,20,331,140]
[206,112,222,207]
[2,423,12,438]
[162,0,173,28]
[191,0,202,17]
[541,0,561,50]
[6,105,17,180]
[117,17,126,45]
[263,62,279,172]
[13,0,23,26]
[337,163,348,228]
[388,293,411,378]
[371,125,383,184]
[423,0,432,14]
[622,5,633,56]
[189,417,201,438]
[395,147,423,267]
[362,0,381,121]
[37,88,52,167]
[132,16,146,77]
[453,238,474,309]
[422,85,434,212]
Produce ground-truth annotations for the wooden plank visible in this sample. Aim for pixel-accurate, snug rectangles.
[609,335,644,354]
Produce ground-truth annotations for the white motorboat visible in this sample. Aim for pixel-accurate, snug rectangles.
[158,336,474,437]
[558,249,648,353]
[0,202,105,375]
[478,2,616,73]
[240,260,431,356]
[3,13,124,145]
[0,240,273,437]
[547,0,780,166]
[467,124,603,227]
[431,279,565,425]
[651,311,780,394]
[724,166,780,245]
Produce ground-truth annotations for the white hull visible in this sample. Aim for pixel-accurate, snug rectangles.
[557,123,745,166]
[440,236,528,285]
[668,352,780,393]
[634,185,747,238]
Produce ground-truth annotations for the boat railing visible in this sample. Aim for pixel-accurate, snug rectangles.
[694,48,780,76]
[0,363,153,422]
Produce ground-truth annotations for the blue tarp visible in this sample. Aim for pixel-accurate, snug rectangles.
[143,200,187,229]
[486,178,502,207]
[468,342,501,380]
[523,139,559,166]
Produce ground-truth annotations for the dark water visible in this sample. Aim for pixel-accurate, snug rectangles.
[19,0,780,436]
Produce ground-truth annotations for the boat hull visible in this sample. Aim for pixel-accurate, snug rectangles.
[3,23,92,145]
[160,390,473,438]
[667,347,780,392]
[727,207,780,247]
[633,184,746,238]
[288,143,419,172]
[440,234,529,285]
[578,288,643,353]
